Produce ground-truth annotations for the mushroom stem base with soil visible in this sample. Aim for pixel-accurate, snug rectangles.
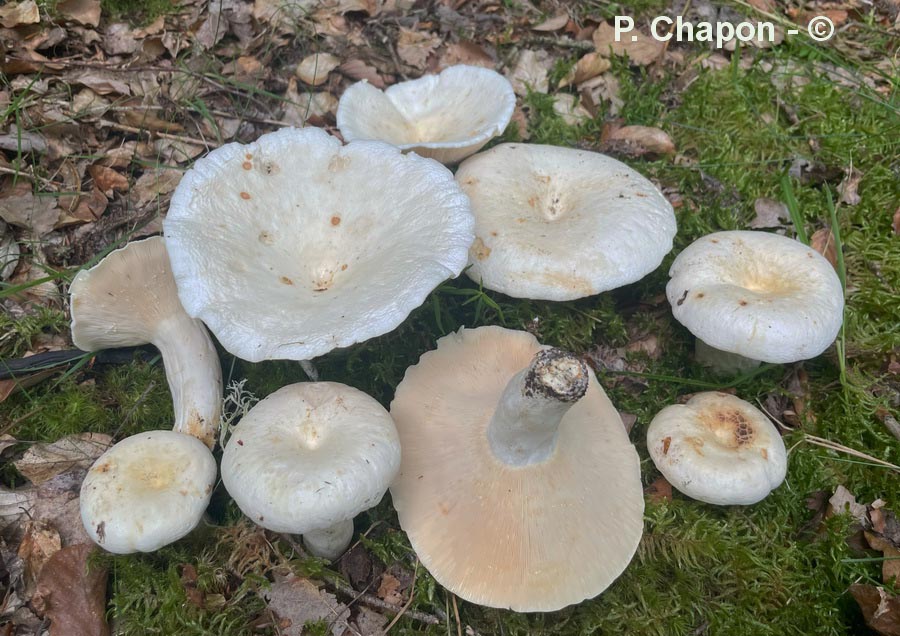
[302,519,354,561]
[487,348,590,466]
[695,339,761,375]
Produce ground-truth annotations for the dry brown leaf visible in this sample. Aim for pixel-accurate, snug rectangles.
[508,104,530,141]
[339,59,385,88]
[0,368,57,403]
[397,28,442,70]
[866,531,900,584]
[32,544,110,636]
[827,485,868,523]
[508,49,552,96]
[438,41,494,69]
[644,475,673,503]
[0,180,61,237]
[559,52,610,88]
[71,71,132,96]
[296,53,340,86]
[624,334,661,359]
[0,0,39,28]
[605,125,676,157]
[851,584,900,636]
[1,220,20,280]
[130,168,183,209]
[810,227,838,270]
[618,411,637,433]
[0,486,36,534]
[580,73,622,116]
[552,94,591,126]
[102,23,141,56]
[838,170,863,206]
[532,12,568,32]
[262,574,351,636]
[746,0,776,11]
[88,165,129,195]
[14,433,112,486]
[18,521,61,595]
[376,573,403,605]
[749,197,789,229]
[56,0,101,26]
[893,207,900,235]
[593,21,663,66]
[282,78,338,126]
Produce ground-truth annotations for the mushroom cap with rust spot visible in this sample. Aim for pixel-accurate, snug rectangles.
[389,326,644,612]
[646,392,787,505]
[336,65,515,165]
[220,382,401,534]
[667,230,844,363]
[80,430,217,554]
[164,127,474,362]
[455,144,677,300]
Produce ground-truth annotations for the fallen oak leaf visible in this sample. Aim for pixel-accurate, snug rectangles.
[56,0,101,26]
[851,584,900,636]
[32,544,110,636]
[644,475,673,503]
[339,59,386,88]
[262,574,351,636]
[376,573,403,606]
[0,0,39,28]
[14,433,112,486]
[87,165,129,196]
[397,28,442,71]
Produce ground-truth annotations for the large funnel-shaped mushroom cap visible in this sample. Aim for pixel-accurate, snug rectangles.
[69,237,222,447]
[336,65,515,165]
[164,127,474,363]
[390,326,644,612]
[456,144,677,300]
[667,231,844,363]
[647,392,787,505]
[220,382,400,534]
[80,430,216,554]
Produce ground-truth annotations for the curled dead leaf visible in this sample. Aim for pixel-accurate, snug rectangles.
[810,227,838,270]
[296,53,340,86]
[87,165,129,196]
[604,125,676,157]
[559,52,610,88]
[339,59,386,88]
[397,28,442,71]
[851,584,900,636]
[14,433,112,486]
[508,49,552,96]
[0,0,39,28]
[56,0,101,26]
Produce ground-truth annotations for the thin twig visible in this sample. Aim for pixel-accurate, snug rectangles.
[97,119,214,148]
[451,593,463,636]
[331,579,441,626]
[803,434,900,472]
[520,36,593,51]
[384,559,419,633]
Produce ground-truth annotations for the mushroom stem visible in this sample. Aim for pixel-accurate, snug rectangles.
[302,519,354,561]
[154,317,222,449]
[695,339,761,376]
[487,348,589,466]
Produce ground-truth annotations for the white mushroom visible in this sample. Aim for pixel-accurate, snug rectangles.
[646,392,788,505]
[220,382,401,561]
[69,237,222,447]
[455,143,677,300]
[390,326,644,612]
[80,430,216,554]
[336,65,515,165]
[667,230,844,372]
[164,127,474,363]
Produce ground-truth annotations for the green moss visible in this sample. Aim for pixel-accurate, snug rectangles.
[3,19,900,636]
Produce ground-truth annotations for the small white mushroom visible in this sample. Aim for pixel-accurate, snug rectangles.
[390,326,644,612]
[455,143,677,300]
[220,382,401,561]
[69,237,222,447]
[80,430,216,554]
[667,230,844,373]
[646,392,787,505]
[336,65,515,165]
[164,127,474,363]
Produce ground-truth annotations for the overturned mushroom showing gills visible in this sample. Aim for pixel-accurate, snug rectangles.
[390,326,644,612]
[80,430,217,554]
[164,127,474,363]
[220,382,401,560]
[667,230,844,372]
[647,392,787,505]
[336,65,515,165]
[69,237,222,447]
[455,144,677,300]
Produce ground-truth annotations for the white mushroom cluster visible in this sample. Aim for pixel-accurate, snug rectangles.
[66,62,843,614]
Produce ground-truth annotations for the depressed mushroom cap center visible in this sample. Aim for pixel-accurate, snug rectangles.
[699,406,757,449]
